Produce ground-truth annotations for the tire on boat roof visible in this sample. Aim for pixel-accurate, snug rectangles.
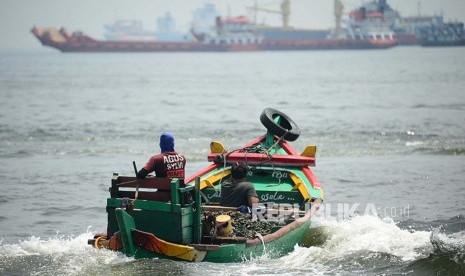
[260,108,301,141]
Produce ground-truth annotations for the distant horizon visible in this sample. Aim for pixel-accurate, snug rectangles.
[1,0,465,51]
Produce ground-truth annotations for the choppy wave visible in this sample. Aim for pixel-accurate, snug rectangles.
[412,103,465,111]
[1,108,464,159]
[0,231,125,276]
[430,229,465,263]
[265,216,434,275]
[207,216,465,275]
[398,229,465,275]
[261,216,464,275]
[398,215,465,233]
[1,216,464,275]
[2,131,464,160]
[311,216,432,261]
[412,147,465,156]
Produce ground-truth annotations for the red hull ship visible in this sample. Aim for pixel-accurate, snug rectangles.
[31,21,397,53]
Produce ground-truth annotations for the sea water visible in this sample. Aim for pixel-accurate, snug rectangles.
[0,47,464,275]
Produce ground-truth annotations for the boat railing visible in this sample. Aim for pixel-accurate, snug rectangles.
[110,174,193,206]
[107,175,201,244]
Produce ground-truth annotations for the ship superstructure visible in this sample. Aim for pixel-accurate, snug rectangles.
[31,1,398,52]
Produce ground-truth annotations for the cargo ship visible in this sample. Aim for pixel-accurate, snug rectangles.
[31,1,398,53]
[345,0,464,46]
[31,22,396,53]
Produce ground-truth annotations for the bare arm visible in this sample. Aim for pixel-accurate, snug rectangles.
[248,196,259,207]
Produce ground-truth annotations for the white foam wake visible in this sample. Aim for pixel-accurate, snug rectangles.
[259,215,434,275]
[315,215,433,261]
[0,229,127,275]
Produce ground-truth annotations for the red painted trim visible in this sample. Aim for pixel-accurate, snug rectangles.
[184,136,264,184]
[302,167,321,189]
[207,152,315,167]
[279,140,299,155]
[185,163,218,184]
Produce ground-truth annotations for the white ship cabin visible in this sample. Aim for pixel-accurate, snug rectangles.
[207,16,264,45]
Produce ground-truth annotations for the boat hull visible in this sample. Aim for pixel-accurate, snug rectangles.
[31,26,397,52]
[114,205,315,262]
[41,40,396,53]
[203,219,312,262]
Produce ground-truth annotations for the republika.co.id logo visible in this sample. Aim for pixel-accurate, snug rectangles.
[251,202,410,222]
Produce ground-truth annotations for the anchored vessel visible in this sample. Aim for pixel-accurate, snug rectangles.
[88,108,324,262]
[31,1,398,53]
[31,20,396,53]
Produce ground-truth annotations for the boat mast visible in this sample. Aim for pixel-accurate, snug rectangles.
[247,0,291,28]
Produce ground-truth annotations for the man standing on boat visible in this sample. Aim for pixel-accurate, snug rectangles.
[221,162,259,212]
[137,132,186,184]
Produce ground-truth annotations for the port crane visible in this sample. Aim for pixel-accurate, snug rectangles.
[334,0,344,37]
[247,0,291,28]
[247,0,344,32]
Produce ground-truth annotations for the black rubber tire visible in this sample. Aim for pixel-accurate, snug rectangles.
[260,108,301,141]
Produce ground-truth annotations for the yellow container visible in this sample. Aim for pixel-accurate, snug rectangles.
[215,214,233,236]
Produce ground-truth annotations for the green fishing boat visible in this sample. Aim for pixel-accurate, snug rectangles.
[88,108,324,262]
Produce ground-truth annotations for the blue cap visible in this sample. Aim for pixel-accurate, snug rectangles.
[159,132,175,152]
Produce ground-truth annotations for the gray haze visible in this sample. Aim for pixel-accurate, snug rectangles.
[1,0,465,51]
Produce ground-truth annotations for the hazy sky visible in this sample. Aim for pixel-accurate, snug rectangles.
[1,0,464,50]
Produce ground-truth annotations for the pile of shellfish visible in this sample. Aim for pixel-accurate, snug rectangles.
[201,210,279,239]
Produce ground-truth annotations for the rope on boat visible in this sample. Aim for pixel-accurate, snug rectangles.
[256,129,288,175]
[93,236,105,249]
[214,130,289,186]
[265,129,288,153]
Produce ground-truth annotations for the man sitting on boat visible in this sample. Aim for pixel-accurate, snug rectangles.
[137,132,186,185]
[221,162,259,213]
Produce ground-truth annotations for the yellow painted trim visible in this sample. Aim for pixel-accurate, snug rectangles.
[202,180,215,189]
[292,182,302,191]
[210,141,225,153]
[200,169,231,190]
[165,245,198,261]
[289,172,311,201]
[153,236,205,262]
[300,145,317,157]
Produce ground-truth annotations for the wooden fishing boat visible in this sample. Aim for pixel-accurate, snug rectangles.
[88,108,324,262]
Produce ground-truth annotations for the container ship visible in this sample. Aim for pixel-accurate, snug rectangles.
[31,2,398,53]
